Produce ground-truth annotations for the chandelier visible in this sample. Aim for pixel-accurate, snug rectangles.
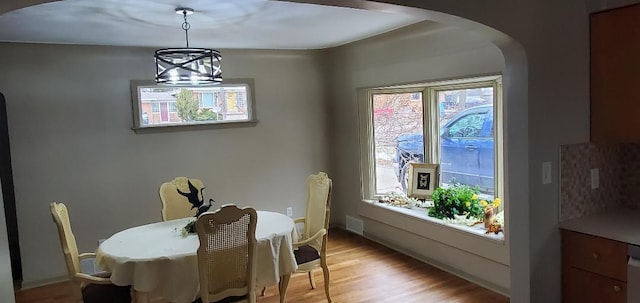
[154,8,222,85]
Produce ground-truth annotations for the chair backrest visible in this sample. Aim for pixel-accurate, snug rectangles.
[303,172,332,252]
[196,204,257,303]
[159,177,205,221]
[50,202,81,280]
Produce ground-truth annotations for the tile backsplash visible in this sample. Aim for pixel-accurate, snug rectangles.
[560,143,640,221]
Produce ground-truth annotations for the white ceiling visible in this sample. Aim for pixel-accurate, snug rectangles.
[0,0,426,49]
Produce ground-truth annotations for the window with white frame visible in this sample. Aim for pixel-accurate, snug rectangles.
[361,75,503,203]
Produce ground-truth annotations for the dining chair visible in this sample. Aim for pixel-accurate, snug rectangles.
[50,202,131,303]
[292,172,333,302]
[195,204,258,303]
[159,177,205,221]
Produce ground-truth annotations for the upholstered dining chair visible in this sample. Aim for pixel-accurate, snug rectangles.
[195,204,258,303]
[292,172,333,302]
[159,177,205,221]
[50,202,131,303]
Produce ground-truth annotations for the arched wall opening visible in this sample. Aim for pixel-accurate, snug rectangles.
[0,0,532,301]
[277,0,529,300]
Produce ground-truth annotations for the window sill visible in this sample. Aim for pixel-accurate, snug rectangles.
[131,120,258,134]
[362,200,504,242]
[359,199,508,265]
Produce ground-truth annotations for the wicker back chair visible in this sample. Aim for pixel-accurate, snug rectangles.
[196,204,257,303]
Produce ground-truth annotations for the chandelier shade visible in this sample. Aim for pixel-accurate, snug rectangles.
[155,8,222,86]
[154,48,222,85]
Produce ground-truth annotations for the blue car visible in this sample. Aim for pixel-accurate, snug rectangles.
[394,105,494,193]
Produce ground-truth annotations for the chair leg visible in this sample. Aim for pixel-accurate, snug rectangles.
[321,259,332,303]
[261,286,267,296]
[308,270,316,289]
[70,281,83,303]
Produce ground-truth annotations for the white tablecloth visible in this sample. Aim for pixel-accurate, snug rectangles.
[96,211,298,303]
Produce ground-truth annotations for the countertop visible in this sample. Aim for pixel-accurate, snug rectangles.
[559,208,640,246]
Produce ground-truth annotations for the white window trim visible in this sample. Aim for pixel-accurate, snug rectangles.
[357,75,504,242]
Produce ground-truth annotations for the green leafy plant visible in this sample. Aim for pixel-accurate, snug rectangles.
[175,88,199,122]
[195,108,218,121]
[428,183,483,220]
[179,220,196,237]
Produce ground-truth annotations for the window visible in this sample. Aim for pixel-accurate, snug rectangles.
[237,91,246,108]
[168,102,177,113]
[360,75,503,202]
[201,93,214,108]
[131,79,256,130]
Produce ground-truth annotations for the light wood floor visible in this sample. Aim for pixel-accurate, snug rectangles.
[14,228,508,303]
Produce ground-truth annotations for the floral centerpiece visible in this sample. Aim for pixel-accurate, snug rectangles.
[428,183,484,220]
[174,219,197,237]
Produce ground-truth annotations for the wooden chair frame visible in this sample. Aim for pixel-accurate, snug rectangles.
[293,172,333,302]
[50,202,113,303]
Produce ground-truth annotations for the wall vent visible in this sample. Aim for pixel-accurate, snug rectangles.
[346,215,364,235]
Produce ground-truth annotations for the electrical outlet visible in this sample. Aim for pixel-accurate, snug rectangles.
[286,207,293,218]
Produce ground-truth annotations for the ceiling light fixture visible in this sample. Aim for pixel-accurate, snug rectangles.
[154,8,222,85]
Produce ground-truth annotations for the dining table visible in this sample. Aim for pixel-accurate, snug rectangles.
[95,210,298,303]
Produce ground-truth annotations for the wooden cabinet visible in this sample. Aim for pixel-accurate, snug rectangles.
[590,4,640,144]
[562,230,627,303]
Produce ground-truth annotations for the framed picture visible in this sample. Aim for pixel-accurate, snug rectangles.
[407,163,439,199]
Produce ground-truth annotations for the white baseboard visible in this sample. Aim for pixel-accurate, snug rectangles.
[20,275,68,290]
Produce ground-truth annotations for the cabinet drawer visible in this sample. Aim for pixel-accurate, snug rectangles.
[563,267,626,303]
[562,230,627,281]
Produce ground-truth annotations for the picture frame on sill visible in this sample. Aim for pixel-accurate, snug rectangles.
[407,163,439,199]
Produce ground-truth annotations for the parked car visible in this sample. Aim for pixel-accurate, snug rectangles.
[394,104,494,193]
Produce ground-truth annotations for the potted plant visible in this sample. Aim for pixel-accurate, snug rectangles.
[428,182,483,220]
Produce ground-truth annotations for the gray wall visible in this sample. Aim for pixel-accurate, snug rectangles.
[0,43,330,285]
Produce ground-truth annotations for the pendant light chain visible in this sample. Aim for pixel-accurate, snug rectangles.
[182,10,191,48]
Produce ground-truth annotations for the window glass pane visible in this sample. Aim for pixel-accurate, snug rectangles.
[201,93,214,108]
[168,102,177,113]
[372,92,423,195]
[133,80,254,128]
[437,87,494,196]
